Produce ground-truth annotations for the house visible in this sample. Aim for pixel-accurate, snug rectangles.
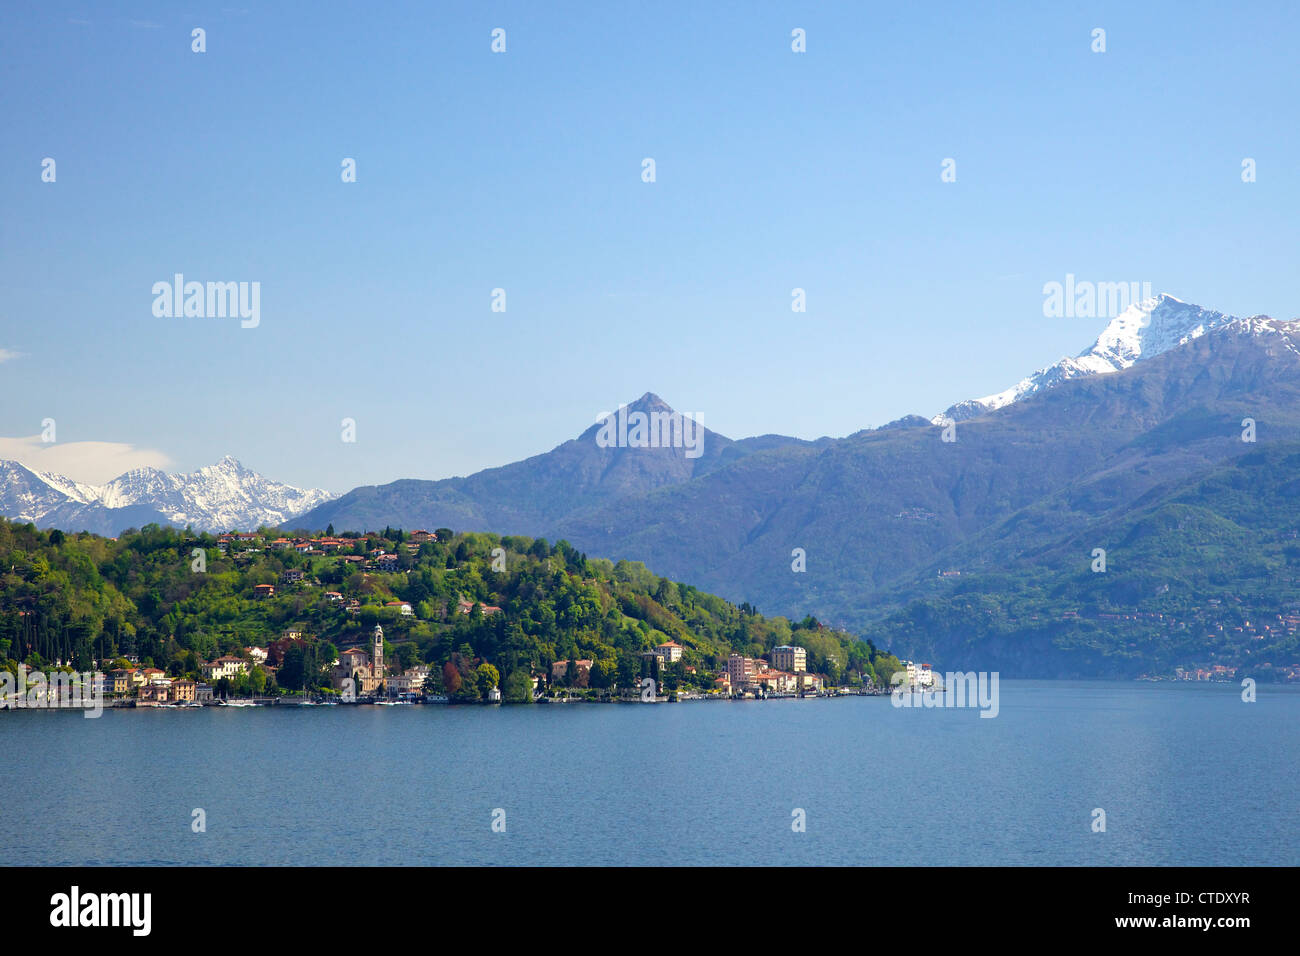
[138,683,171,705]
[281,627,304,641]
[253,583,276,599]
[201,656,250,682]
[324,591,344,603]
[550,659,593,681]
[376,554,400,571]
[280,569,305,584]
[456,599,501,616]
[655,641,684,663]
[753,670,798,694]
[387,666,430,695]
[172,679,197,702]
[109,668,136,695]
[270,538,293,550]
[384,601,414,617]
[195,683,214,702]
[141,667,167,685]
[410,530,436,543]
[247,646,269,663]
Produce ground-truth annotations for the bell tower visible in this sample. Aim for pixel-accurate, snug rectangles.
[372,624,384,678]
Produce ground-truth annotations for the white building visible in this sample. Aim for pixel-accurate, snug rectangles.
[655,641,684,663]
[201,656,250,682]
[900,660,935,689]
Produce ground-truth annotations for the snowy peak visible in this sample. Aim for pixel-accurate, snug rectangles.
[935,295,1294,423]
[0,458,336,533]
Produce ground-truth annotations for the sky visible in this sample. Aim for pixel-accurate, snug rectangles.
[2,1,1299,490]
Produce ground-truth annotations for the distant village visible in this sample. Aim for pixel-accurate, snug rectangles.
[3,631,874,708]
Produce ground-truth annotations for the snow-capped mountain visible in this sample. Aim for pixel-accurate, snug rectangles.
[934,294,1299,423]
[0,456,335,534]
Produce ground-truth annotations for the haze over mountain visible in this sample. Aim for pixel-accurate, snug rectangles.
[0,456,334,535]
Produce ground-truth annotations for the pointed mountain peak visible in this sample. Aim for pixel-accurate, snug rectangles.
[934,294,1292,424]
[627,392,672,411]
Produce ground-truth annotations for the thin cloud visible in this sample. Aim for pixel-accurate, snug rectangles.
[0,435,171,485]
[0,348,20,363]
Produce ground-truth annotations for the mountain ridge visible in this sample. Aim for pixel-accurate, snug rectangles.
[0,455,334,535]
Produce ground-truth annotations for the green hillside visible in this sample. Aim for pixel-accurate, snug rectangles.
[0,520,897,701]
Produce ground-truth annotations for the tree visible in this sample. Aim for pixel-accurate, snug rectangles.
[503,669,533,703]
[442,661,462,697]
[475,662,500,700]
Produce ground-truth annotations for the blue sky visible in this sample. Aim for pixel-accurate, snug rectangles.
[2,1,1298,490]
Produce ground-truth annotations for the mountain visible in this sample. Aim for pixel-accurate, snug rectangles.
[934,294,1288,422]
[550,314,1300,674]
[293,393,816,534]
[0,456,334,535]
[289,298,1300,676]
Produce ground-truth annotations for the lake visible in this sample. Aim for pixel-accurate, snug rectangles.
[5,680,1297,865]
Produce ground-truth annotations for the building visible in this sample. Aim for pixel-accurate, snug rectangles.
[550,659,593,682]
[172,679,196,702]
[727,654,758,688]
[253,584,276,599]
[201,656,250,682]
[655,641,684,663]
[456,598,502,616]
[753,670,798,694]
[331,624,386,695]
[246,646,269,664]
[771,645,807,673]
[109,669,135,695]
[900,660,934,689]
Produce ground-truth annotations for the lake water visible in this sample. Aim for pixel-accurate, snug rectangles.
[5,681,1297,865]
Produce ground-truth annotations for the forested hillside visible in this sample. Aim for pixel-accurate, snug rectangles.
[0,520,898,700]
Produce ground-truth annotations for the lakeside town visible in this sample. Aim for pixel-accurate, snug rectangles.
[0,628,938,709]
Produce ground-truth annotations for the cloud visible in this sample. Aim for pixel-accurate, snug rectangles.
[0,348,20,363]
[0,435,172,485]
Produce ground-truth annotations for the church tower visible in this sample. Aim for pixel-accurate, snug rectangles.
[372,624,384,679]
